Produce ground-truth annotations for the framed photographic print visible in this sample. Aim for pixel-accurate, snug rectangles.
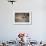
[13,10,32,25]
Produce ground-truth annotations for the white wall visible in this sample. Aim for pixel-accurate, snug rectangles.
[0,0,46,41]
